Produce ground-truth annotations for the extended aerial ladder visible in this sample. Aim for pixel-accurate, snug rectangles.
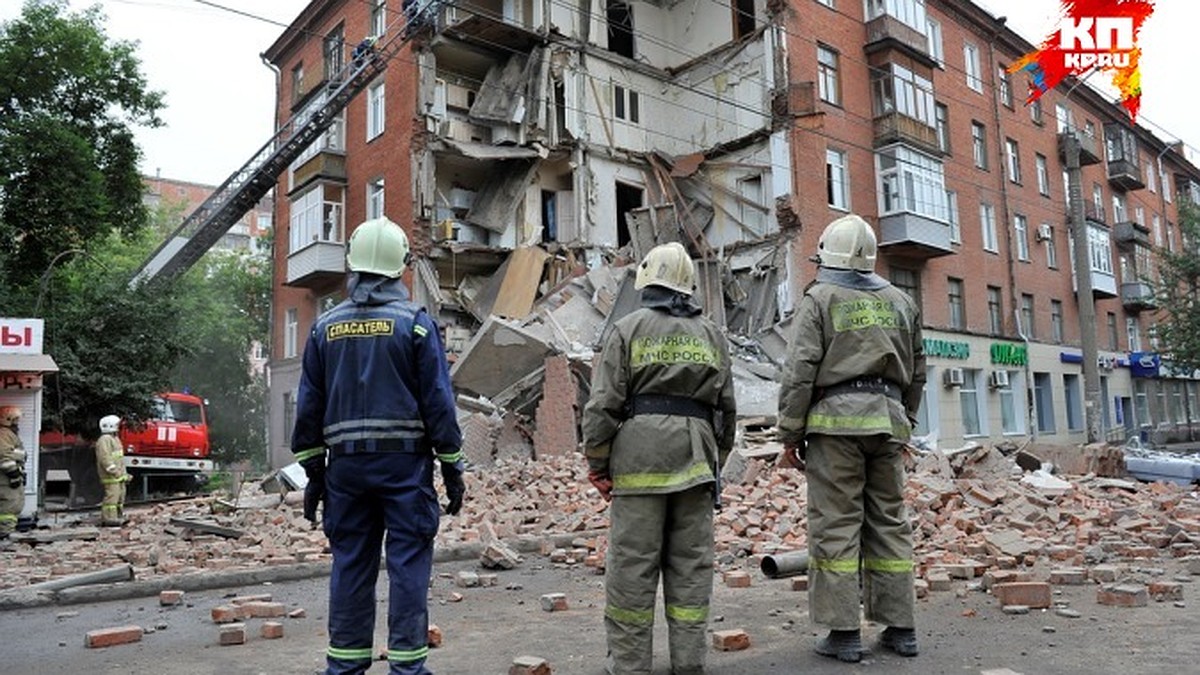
[131,24,413,285]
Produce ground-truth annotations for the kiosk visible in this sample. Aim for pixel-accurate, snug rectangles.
[0,318,58,527]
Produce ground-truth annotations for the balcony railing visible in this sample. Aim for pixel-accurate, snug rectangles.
[291,152,347,194]
[877,212,954,260]
[1120,281,1156,311]
[1113,220,1152,248]
[1108,158,1145,191]
[287,240,346,288]
[1058,131,1101,166]
[864,14,936,67]
[873,112,941,156]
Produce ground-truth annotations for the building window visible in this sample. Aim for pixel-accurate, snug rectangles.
[1046,225,1058,268]
[1135,205,1145,228]
[865,0,928,31]
[998,65,1013,108]
[370,0,387,36]
[1036,154,1050,196]
[877,145,948,221]
[927,17,943,65]
[289,185,344,251]
[1112,193,1127,223]
[935,103,950,153]
[816,0,834,6]
[1126,316,1141,351]
[1020,293,1035,338]
[1051,299,1064,343]
[613,84,640,123]
[1030,98,1043,125]
[1005,138,1022,183]
[1088,226,1113,274]
[1063,374,1083,431]
[948,277,965,330]
[606,1,635,58]
[1034,372,1056,434]
[960,369,983,436]
[947,189,960,243]
[964,42,982,92]
[1147,164,1157,192]
[986,285,1002,336]
[871,62,935,125]
[1163,169,1173,203]
[999,371,1021,435]
[971,121,988,169]
[891,267,921,309]
[732,0,756,39]
[980,202,997,252]
[817,44,841,105]
[1153,213,1163,247]
[283,391,296,443]
[284,308,298,359]
[1014,214,1030,261]
[737,175,766,234]
[1134,380,1150,426]
[367,80,385,140]
[323,24,344,80]
[367,178,385,219]
[826,148,849,210]
[1056,103,1073,134]
[291,62,305,103]
[1107,312,1119,350]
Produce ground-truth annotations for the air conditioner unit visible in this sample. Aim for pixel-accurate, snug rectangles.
[989,370,1011,388]
[943,368,965,388]
[1036,223,1053,241]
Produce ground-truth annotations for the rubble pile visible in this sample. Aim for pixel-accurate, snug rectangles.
[1,441,1197,594]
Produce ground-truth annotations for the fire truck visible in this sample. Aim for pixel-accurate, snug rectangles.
[39,391,214,504]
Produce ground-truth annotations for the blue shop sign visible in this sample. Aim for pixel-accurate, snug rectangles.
[1129,352,1161,378]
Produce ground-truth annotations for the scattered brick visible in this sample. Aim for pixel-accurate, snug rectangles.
[85,625,144,649]
[219,623,247,646]
[509,655,552,675]
[478,573,499,587]
[260,621,284,639]
[540,593,568,612]
[790,576,808,592]
[1097,584,1149,607]
[926,572,952,592]
[241,601,287,618]
[229,593,273,605]
[711,628,751,651]
[723,570,752,588]
[428,624,444,648]
[913,578,929,599]
[211,606,241,624]
[456,570,480,588]
[992,582,1052,609]
[287,608,307,619]
[1090,565,1121,583]
[1148,581,1184,602]
[159,590,185,606]
[1048,568,1088,585]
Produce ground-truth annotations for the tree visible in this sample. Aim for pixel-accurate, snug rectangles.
[0,0,164,288]
[1155,200,1200,372]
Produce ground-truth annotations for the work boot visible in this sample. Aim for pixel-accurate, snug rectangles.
[879,626,919,657]
[815,629,863,663]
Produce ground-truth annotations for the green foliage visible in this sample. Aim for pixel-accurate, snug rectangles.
[1155,200,1200,373]
[0,0,164,287]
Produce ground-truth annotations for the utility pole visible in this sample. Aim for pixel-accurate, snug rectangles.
[1064,132,1104,444]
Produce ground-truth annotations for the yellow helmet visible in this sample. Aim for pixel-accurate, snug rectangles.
[346,217,411,278]
[817,214,877,272]
[0,406,20,427]
[634,242,695,295]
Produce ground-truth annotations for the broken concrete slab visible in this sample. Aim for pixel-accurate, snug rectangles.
[451,316,556,399]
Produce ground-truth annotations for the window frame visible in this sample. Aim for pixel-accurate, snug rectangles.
[948,277,965,330]
[964,41,983,92]
[366,80,386,140]
[971,121,988,169]
[826,148,850,210]
[817,44,841,105]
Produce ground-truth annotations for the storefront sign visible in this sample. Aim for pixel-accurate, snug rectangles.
[1059,351,1126,370]
[0,318,44,354]
[991,342,1027,366]
[1129,351,1160,378]
[924,338,970,359]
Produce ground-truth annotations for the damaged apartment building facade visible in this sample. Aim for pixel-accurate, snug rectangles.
[263,0,1200,469]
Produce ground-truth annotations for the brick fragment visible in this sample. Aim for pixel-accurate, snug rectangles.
[509,655,552,675]
[478,573,499,587]
[723,570,752,588]
[260,621,284,639]
[85,625,144,649]
[913,578,929,599]
[991,582,1052,609]
[1148,581,1184,602]
[428,624,444,648]
[241,601,287,618]
[711,628,751,651]
[219,623,247,646]
[456,570,480,588]
[540,593,568,612]
[926,571,952,591]
[1097,583,1149,607]
[211,605,241,624]
[159,590,185,606]
[288,608,307,619]
[229,593,273,605]
[1048,567,1087,585]
[790,576,808,592]
[1090,564,1120,583]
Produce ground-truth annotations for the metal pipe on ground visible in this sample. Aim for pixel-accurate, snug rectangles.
[760,551,809,579]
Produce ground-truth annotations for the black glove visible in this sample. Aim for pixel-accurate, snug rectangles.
[441,461,465,516]
[299,453,327,525]
[4,467,21,489]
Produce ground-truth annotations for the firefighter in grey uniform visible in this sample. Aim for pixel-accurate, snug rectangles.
[777,214,926,662]
[582,242,737,675]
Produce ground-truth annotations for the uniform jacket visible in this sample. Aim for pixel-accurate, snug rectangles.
[582,293,737,496]
[778,268,926,445]
[0,427,23,474]
[292,276,461,460]
[94,434,127,482]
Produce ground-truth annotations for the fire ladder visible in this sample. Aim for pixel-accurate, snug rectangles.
[131,29,410,285]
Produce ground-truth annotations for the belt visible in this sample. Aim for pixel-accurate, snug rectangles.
[627,394,714,424]
[818,377,902,401]
[328,438,430,456]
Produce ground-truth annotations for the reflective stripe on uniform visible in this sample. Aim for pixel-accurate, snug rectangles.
[436,450,463,464]
[293,447,324,463]
[863,557,914,573]
[612,461,712,491]
[323,418,426,446]
[606,603,655,625]
[811,557,861,573]
[0,514,17,523]
[665,604,709,623]
[387,646,430,663]
[413,324,428,337]
[100,478,124,485]
[807,413,908,437]
[327,646,374,661]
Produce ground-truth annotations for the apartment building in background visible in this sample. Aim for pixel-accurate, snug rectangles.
[261,0,1200,468]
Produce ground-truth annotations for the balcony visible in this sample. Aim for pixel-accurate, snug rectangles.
[286,241,345,288]
[1121,281,1157,311]
[864,14,937,68]
[1107,157,1145,191]
[877,212,954,260]
[1113,220,1152,248]
[291,151,347,193]
[436,1,542,53]
[873,112,941,156]
[1058,131,1101,166]
[1083,202,1106,225]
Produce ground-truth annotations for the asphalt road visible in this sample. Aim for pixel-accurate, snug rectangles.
[1,556,1196,675]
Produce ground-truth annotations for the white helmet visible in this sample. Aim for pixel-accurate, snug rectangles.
[346,217,411,278]
[634,242,695,295]
[99,415,121,434]
[816,214,877,272]
[0,406,20,427]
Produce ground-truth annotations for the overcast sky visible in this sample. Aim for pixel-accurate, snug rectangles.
[1,0,1196,186]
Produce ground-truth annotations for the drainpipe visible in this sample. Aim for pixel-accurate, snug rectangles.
[1015,307,1036,441]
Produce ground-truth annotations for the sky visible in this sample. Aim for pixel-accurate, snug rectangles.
[0,0,1197,186]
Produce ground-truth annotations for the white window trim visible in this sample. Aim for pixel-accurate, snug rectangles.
[980,203,998,252]
[964,42,982,92]
[284,308,299,359]
[826,148,850,210]
[367,80,386,140]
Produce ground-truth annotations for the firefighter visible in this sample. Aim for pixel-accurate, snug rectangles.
[95,415,129,526]
[0,406,26,543]
[293,216,464,675]
[582,242,737,675]
[776,214,926,662]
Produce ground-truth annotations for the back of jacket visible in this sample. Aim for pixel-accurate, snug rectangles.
[778,274,925,443]
[582,307,736,496]
[292,296,461,458]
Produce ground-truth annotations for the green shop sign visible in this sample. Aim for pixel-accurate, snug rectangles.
[990,342,1027,366]
[924,338,970,359]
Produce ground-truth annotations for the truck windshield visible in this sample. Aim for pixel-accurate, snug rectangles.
[153,398,204,424]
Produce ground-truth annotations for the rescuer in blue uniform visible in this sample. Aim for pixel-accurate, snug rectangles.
[292,217,465,675]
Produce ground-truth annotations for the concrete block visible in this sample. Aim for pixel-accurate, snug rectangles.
[992,582,1052,609]
[712,628,751,651]
[85,625,144,649]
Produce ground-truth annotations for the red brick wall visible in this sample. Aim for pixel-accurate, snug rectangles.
[533,355,579,458]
